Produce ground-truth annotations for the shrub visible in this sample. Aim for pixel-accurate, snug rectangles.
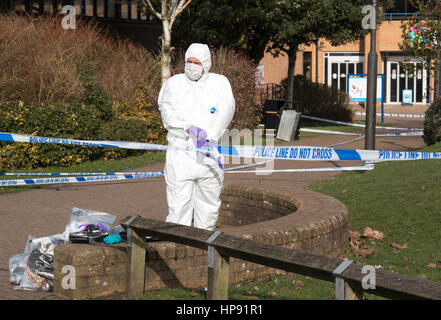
[0,100,167,169]
[281,75,353,122]
[423,97,441,145]
[0,102,105,169]
[0,14,159,107]
[172,46,260,130]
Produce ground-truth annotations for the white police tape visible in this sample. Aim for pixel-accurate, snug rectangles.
[300,128,361,136]
[300,128,424,137]
[355,112,425,119]
[2,131,440,162]
[225,164,375,174]
[0,172,164,187]
[301,115,421,131]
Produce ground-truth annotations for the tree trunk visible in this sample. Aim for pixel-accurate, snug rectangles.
[161,19,173,84]
[285,46,298,110]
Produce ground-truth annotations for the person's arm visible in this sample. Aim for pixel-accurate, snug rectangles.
[157,79,189,131]
[207,77,236,142]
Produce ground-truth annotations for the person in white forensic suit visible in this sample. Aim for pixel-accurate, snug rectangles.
[158,43,236,231]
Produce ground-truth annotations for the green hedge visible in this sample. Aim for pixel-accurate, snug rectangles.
[0,102,166,169]
[423,98,441,146]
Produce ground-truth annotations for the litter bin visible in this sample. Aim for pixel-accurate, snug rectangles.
[263,99,284,130]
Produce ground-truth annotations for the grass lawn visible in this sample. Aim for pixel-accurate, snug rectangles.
[137,141,441,301]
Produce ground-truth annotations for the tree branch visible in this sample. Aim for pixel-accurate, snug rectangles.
[142,0,162,20]
[170,0,193,28]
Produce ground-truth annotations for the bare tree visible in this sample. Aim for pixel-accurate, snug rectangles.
[139,0,193,83]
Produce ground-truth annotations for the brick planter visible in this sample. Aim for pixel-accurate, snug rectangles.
[53,184,348,298]
[144,184,348,290]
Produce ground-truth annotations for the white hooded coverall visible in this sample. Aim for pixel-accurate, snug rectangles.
[158,43,236,231]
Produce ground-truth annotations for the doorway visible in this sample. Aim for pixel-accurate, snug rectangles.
[386,58,427,104]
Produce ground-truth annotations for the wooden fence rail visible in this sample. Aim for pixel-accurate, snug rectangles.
[121,215,441,300]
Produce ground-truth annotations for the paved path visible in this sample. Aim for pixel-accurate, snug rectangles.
[0,105,427,300]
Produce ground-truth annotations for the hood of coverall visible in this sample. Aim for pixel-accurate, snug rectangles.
[185,43,212,75]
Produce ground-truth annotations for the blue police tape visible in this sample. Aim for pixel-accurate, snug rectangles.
[355,112,425,119]
[1,163,271,176]
[301,115,421,131]
[0,172,164,187]
[1,131,440,162]
[0,165,376,187]
[0,171,163,176]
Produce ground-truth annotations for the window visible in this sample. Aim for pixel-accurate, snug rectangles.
[384,0,419,14]
[303,52,312,80]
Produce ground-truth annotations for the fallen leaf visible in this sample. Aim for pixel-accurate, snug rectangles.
[408,232,416,236]
[293,280,304,287]
[341,189,347,194]
[245,296,259,300]
[392,249,401,254]
[403,256,409,261]
[269,291,278,297]
[358,248,375,257]
[349,230,361,241]
[189,291,198,297]
[363,227,385,241]
[427,263,437,269]
[390,243,409,249]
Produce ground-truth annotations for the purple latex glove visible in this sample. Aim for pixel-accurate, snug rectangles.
[198,140,224,169]
[78,223,108,231]
[187,125,207,140]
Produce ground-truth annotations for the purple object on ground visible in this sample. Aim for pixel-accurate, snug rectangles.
[78,223,108,231]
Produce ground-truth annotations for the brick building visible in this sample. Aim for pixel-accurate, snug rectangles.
[259,1,433,106]
[0,0,161,51]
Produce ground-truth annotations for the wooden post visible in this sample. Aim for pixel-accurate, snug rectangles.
[207,248,229,300]
[126,228,146,298]
[344,282,363,300]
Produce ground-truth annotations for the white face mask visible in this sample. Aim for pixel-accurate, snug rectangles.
[185,63,204,81]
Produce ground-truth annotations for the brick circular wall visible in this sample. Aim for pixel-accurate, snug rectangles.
[54,183,349,297]
[143,183,349,290]
[218,185,297,226]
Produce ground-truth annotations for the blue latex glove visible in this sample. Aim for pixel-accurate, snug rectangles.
[103,234,122,245]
